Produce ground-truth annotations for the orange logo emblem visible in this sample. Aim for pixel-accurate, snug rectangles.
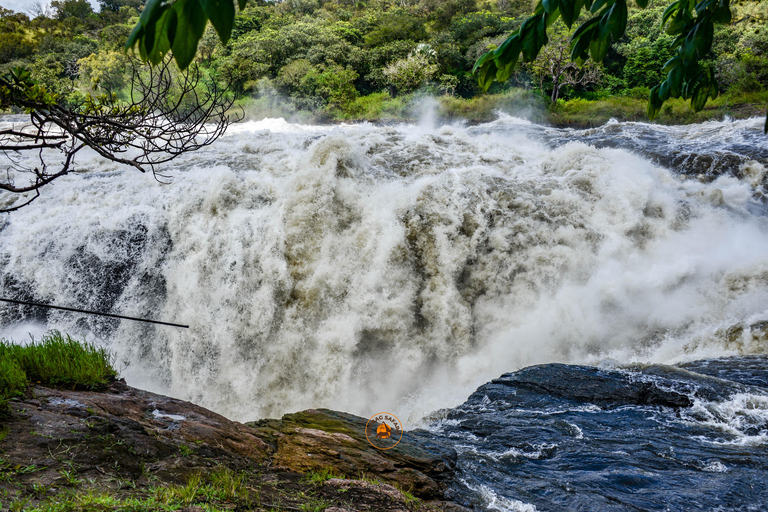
[366,412,402,450]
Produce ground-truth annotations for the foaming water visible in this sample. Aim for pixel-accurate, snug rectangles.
[1,115,768,422]
[433,358,768,511]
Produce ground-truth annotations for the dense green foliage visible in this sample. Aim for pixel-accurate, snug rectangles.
[0,331,118,412]
[1,0,767,121]
[474,0,739,121]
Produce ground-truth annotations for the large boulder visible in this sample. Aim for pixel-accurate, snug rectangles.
[248,408,456,499]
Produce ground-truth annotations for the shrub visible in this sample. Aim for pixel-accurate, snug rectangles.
[384,53,438,94]
[316,66,359,109]
[78,50,129,94]
[0,33,35,64]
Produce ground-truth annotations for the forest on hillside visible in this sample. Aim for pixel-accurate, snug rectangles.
[1,0,767,123]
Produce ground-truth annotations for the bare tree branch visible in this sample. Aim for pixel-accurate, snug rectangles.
[0,58,242,213]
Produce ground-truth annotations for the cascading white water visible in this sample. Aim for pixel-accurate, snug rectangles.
[2,114,767,423]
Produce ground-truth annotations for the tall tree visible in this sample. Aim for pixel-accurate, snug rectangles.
[99,0,146,12]
[51,0,94,20]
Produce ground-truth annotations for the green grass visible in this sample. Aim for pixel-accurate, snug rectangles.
[548,90,768,127]
[0,331,118,413]
[338,91,412,122]
[0,356,27,412]
[437,88,547,124]
[13,468,253,512]
[303,467,341,484]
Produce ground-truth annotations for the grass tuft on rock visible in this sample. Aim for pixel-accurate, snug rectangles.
[0,331,117,412]
[0,355,27,413]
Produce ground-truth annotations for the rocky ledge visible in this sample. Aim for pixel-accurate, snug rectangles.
[0,380,467,511]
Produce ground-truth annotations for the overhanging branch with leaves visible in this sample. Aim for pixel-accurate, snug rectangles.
[472,0,766,132]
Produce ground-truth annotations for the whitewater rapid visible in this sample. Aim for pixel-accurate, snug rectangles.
[1,115,767,424]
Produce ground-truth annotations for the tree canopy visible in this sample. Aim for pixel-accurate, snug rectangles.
[125,0,767,131]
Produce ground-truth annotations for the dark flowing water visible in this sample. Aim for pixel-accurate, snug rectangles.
[2,113,768,510]
[423,356,768,511]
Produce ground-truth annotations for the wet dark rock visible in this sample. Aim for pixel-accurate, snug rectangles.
[482,363,745,410]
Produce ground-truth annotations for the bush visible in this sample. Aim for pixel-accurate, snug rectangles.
[384,53,438,94]
[0,33,35,64]
[364,12,426,47]
[78,50,129,94]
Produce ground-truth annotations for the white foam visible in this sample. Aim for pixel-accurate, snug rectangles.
[462,480,539,512]
[2,118,768,422]
[681,393,768,445]
[152,409,186,422]
[702,461,728,472]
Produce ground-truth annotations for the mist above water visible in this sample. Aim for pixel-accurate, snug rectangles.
[1,115,767,423]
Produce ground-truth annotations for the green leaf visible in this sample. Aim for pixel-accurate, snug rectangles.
[139,0,163,28]
[598,0,627,42]
[238,0,247,9]
[493,34,522,68]
[690,81,709,111]
[681,19,713,64]
[666,9,690,36]
[658,79,670,100]
[521,14,548,62]
[472,49,495,74]
[569,17,599,60]
[590,0,615,13]
[477,58,498,92]
[662,0,682,27]
[200,0,235,45]
[521,27,539,62]
[704,64,719,101]
[473,51,497,91]
[666,64,683,97]
[648,84,664,119]
[543,0,560,14]
[125,20,143,51]
[536,13,549,47]
[589,35,610,61]
[149,6,178,64]
[137,1,171,62]
[662,56,681,73]
[560,0,576,27]
[635,0,648,7]
[712,4,731,23]
[570,15,601,41]
[171,0,208,70]
[694,0,714,14]
[496,59,517,82]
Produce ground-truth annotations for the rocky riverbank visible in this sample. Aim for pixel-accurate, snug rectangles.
[0,380,467,511]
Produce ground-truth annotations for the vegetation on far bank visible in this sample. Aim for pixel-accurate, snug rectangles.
[1,0,766,127]
[235,85,768,126]
[0,331,117,413]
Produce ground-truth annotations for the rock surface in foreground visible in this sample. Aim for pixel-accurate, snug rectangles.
[0,380,466,511]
